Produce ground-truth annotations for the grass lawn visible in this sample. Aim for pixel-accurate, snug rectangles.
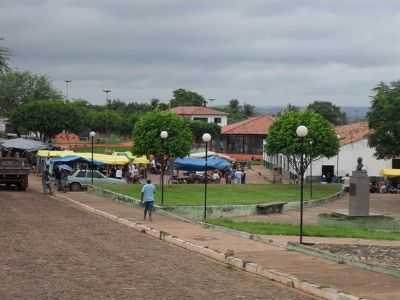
[75,146,132,154]
[99,183,341,206]
[208,219,400,240]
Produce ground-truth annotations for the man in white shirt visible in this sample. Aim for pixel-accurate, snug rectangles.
[115,168,123,179]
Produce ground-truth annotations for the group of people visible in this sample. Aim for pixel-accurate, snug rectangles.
[98,163,147,183]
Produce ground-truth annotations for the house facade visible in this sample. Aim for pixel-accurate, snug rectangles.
[220,115,275,159]
[264,122,398,179]
[169,106,228,126]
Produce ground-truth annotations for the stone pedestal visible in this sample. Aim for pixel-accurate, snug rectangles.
[348,170,369,216]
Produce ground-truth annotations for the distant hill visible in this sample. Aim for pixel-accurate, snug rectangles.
[256,106,369,123]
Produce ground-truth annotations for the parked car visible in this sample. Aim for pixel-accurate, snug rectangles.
[67,170,126,191]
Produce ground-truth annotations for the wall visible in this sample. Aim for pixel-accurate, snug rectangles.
[307,139,392,177]
[191,115,228,127]
[0,118,7,133]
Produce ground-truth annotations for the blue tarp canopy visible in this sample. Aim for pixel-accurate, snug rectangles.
[174,156,231,172]
[49,155,103,166]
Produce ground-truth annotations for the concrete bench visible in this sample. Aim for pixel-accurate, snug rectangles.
[256,202,287,215]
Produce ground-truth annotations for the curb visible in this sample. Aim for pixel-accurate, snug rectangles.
[90,185,345,219]
[284,190,345,211]
[202,222,289,248]
[55,193,368,300]
[288,242,400,279]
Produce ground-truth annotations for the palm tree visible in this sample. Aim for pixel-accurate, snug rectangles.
[0,38,10,73]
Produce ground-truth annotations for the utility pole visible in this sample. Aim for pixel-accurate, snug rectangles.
[103,89,112,102]
[65,80,71,100]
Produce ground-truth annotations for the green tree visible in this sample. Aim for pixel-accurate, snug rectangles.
[368,81,400,159]
[189,120,221,144]
[0,38,10,74]
[266,111,339,176]
[278,103,300,116]
[243,103,255,117]
[87,110,122,134]
[307,101,347,125]
[9,100,82,141]
[0,70,63,116]
[228,99,240,114]
[118,114,139,137]
[169,89,206,107]
[133,111,192,158]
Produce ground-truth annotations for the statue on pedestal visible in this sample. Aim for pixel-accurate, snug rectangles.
[356,157,364,171]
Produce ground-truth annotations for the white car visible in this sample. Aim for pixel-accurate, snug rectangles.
[67,170,126,191]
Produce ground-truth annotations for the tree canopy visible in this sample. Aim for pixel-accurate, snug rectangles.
[0,70,63,116]
[277,103,299,116]
[368,81,400,159]
[0,38,10,74]
[9,100,83,141]
[133,111,193,158]
[266,111,339,176]
[169,89,206,107]
[189,120,221,144]
[221,99,256,123]
[307,101,347,125]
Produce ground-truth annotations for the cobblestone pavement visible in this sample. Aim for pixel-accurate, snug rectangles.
[312,244,400,270]
[0,187,316,300]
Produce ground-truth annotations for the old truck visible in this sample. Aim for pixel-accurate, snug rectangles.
[0,157,30,190]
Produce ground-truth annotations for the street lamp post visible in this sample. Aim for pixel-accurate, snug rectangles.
[103,89,112,102]
[89,131,96,185]
[296,125,308,244]
[336,135,341,182]
[309,140,313,199]
[202,133,212,221]
[65,80,71,100]
[160,131,168,206]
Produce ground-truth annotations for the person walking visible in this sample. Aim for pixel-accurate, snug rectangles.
[60,169,68,193]
[141,179,156,221]
[42,166,53,195]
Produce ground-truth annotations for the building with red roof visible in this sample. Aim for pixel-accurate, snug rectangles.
[169,106,228,126]
[263,121,397,179]
[220,115,275,156]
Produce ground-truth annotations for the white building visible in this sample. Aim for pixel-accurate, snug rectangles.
[264,122,398,179]
[309,122,397,178]
[170,106,228,127]
[0,118,8,133]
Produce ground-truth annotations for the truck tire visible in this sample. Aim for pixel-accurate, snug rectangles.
[19,175,28,191]
[70,182,82,192]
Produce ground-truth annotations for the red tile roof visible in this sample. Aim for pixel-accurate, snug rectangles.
[170,106,228,116]
[222,115,275,135]
[335,121,370,146]
[54,133,80,142]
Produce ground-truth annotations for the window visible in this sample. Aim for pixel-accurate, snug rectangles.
[76,171,86,177]
[214,117,221,124]
[86,171,104,178]
[193,117,208,122]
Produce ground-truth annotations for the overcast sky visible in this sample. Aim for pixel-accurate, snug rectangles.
[1,1,399,106]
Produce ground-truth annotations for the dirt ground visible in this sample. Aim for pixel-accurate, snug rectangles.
[237,193,400,224]
[0,187,316,300]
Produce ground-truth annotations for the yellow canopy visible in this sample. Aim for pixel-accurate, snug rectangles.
[132,155,150,164]
[380,169,400,177]
[74,152,129,165]
[37,150,75,157]
[112,151,135,160]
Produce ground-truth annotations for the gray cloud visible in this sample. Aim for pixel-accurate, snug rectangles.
[1,0,400,106]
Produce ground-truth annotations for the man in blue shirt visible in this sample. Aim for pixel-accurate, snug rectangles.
[141,179,156,221]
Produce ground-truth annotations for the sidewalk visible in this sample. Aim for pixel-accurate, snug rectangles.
[31,179,400,300]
